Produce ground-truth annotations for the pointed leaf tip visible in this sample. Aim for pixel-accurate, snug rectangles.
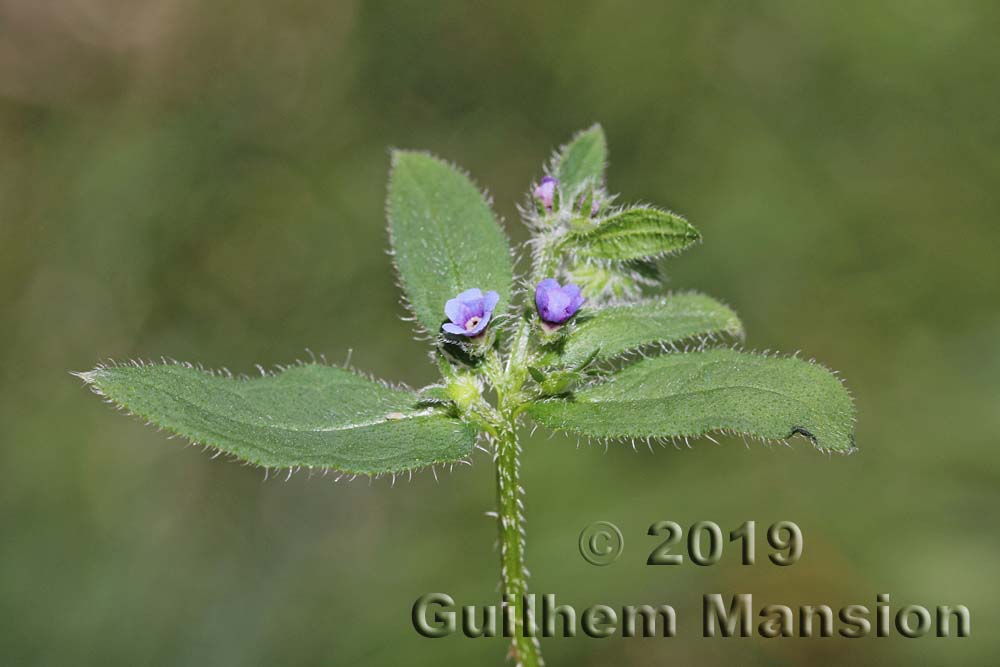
[566,207,701,261]
[554,125,608,193]
[388,151,513,336]
[82,362,478,474]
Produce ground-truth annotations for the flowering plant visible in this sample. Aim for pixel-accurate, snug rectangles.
[77,126,855,666]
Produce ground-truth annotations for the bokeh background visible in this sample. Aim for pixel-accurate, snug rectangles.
[2,1,998,665]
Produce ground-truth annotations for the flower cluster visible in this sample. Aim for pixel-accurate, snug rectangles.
[441,175,590,340]
[443,280,583,338]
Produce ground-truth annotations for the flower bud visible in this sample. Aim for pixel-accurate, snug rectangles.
[533,176,558,211]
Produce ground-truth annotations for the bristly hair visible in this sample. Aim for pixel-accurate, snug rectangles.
[72,354,486,481]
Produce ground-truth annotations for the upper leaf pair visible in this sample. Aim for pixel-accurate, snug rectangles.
[386,128,701,340]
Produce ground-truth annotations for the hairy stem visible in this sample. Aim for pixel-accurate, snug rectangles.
[494,420,542,666]
[488,232,559,666]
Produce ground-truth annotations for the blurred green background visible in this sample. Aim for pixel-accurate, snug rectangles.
[2,1,998,665]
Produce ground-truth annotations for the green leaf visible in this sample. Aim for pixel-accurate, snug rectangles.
[554,124,607,193]
[566,206,700,261]
[526,349,855,452]
[388,151,513,335]
[557,293,744,366]
[78,363,478,474]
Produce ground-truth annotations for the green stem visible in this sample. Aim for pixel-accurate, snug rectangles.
[488,233,559,666]
[488,328,542,664]
[494,420,542,666]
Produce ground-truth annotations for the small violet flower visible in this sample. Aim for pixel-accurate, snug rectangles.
[443,288,500,337]
[535,278,584,326]
[533,176,558,211]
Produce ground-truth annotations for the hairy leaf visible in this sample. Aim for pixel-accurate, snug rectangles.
[388,151,513,334]
[557,293,744,366]
[79,363,478,474]
[567,207,700,261]
[527,349,855,452]
[554,124,607,193]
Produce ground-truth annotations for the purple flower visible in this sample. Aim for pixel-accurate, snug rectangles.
[534,176,558,211]
[535,279,584,325]
[443,288,500,337]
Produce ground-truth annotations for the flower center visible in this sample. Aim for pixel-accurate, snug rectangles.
[465,316,482,331]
